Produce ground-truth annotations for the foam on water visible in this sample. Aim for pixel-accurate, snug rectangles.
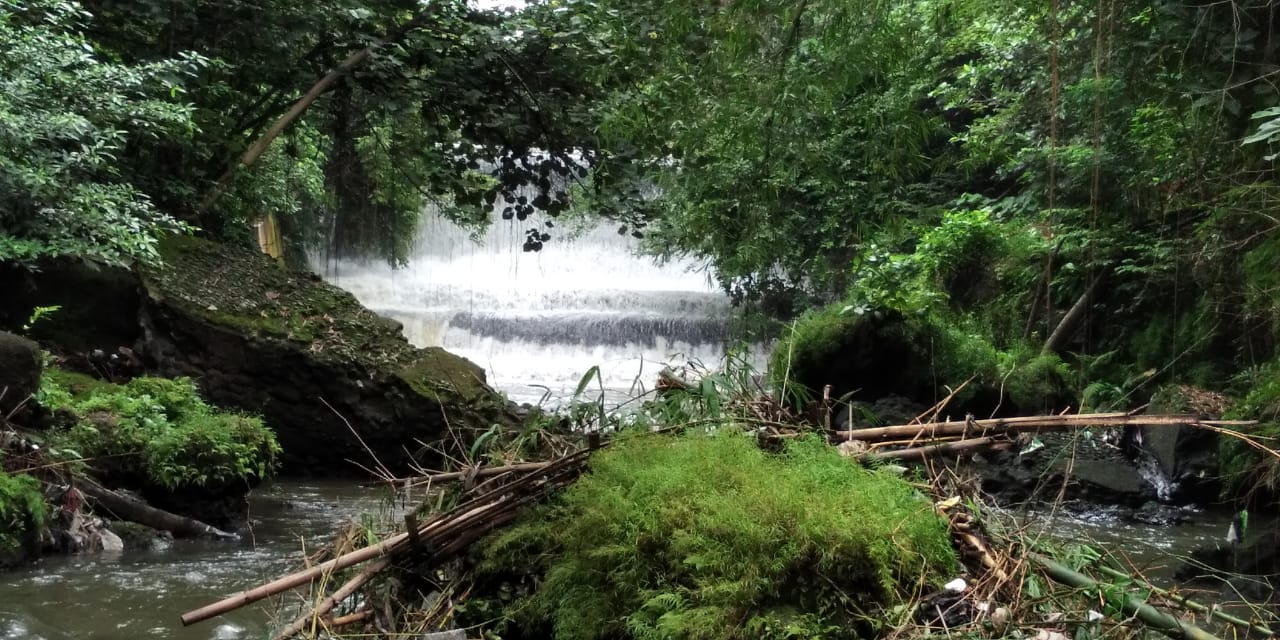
[320,211,764,405]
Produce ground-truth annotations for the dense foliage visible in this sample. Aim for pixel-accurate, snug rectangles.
[0,0,199,266]
[39,371,279,490]
[473,433,956,640]
[0,471,44,556]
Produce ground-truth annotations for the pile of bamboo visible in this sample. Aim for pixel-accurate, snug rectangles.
[179,411,1260,639]
[180,446,596,639]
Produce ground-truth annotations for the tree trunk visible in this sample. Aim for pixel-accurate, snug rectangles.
[197,16,428,215]
[79,480,238,540]
[1042,276,1102,355]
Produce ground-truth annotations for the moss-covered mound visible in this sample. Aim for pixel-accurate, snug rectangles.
[770,307,938,404]
[39,369,279,527]
[136,235,515,473]
[471,433,957,640]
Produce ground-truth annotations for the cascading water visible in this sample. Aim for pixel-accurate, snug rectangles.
[318,211,763,406]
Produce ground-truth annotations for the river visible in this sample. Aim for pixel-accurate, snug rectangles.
[0,481,399,640]
[0,481,1246,639]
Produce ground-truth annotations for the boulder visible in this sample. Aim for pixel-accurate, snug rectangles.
[136,235,516,473]
[2,236,517,475]
[0,331,42,416]
[771,308,935,404]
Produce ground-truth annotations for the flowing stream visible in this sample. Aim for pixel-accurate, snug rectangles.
[0,482,1242,639]
[0,481,398,640]
[318,211,766,406]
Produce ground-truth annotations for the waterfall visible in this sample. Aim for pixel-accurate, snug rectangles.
[319,211,761,406]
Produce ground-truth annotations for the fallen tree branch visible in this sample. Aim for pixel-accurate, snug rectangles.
[79,480,238,540]
[860,436,1011,463]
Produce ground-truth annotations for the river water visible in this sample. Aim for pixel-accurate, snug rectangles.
[0,481,1245,639]
[0,481,399,640]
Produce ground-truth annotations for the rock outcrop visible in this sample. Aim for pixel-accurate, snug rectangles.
[0,331,41,416]
[1,236,517,474]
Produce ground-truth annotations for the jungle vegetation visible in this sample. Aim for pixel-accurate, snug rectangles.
[2,0,1280,484]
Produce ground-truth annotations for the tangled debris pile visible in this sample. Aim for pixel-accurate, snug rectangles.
[180,368,1277,640]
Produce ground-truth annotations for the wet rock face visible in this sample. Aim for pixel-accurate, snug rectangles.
[0,331,42,416]
[3,236,517,475]
[136,236,517,474]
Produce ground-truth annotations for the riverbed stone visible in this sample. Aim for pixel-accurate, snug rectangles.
[0,331,42,416]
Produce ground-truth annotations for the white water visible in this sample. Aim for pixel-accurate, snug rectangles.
[318,211,765,406]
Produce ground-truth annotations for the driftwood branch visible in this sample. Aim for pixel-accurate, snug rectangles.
[79,480,238,540]
[832,412,1254,443]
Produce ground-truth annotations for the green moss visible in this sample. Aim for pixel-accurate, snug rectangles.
[395,347,491,405]
[0,471,45,558]
[474,433,956,640]
[40,370,280,491]
[142,234,414,367]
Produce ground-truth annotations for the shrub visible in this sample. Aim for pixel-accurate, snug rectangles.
[476,433,957,640]
[1219,361,1280,503]
[40,372,280,491]
[0,471,45,557]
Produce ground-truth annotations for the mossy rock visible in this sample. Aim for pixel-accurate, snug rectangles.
[472,433,957,640]
[770,307,935,405]
[0,331,41,415]
[0,261,143,355]
[137,235,516,473]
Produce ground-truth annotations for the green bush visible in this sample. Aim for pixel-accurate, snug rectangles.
[0,471,45,556]
[1219,361,1280,502]
[476,433,957,640]
[41,372,280,490]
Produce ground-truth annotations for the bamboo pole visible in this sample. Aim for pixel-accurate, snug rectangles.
[1031,553,1222,640]
[832,413,1252,442]
[860,436,1009,463]
[272,557,392,640]
[181,532,410,626]
[1093,565,1275,637]
[181,458,579,627]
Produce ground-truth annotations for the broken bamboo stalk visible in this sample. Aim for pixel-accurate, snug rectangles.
[272,557,392,640]
[403,461,556,490]
[181,531,410,626]
[833,413,1253,442]
[1093,565,1275,637]
[182,455,585,627]
[1032,553,1222,640]
[860,436,1010,463]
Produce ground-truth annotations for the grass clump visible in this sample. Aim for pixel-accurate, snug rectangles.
[0,471,45,558]
[475,432,956,640]
[40,372,280,491]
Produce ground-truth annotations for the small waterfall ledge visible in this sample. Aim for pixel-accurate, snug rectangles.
[318,212,765,406]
